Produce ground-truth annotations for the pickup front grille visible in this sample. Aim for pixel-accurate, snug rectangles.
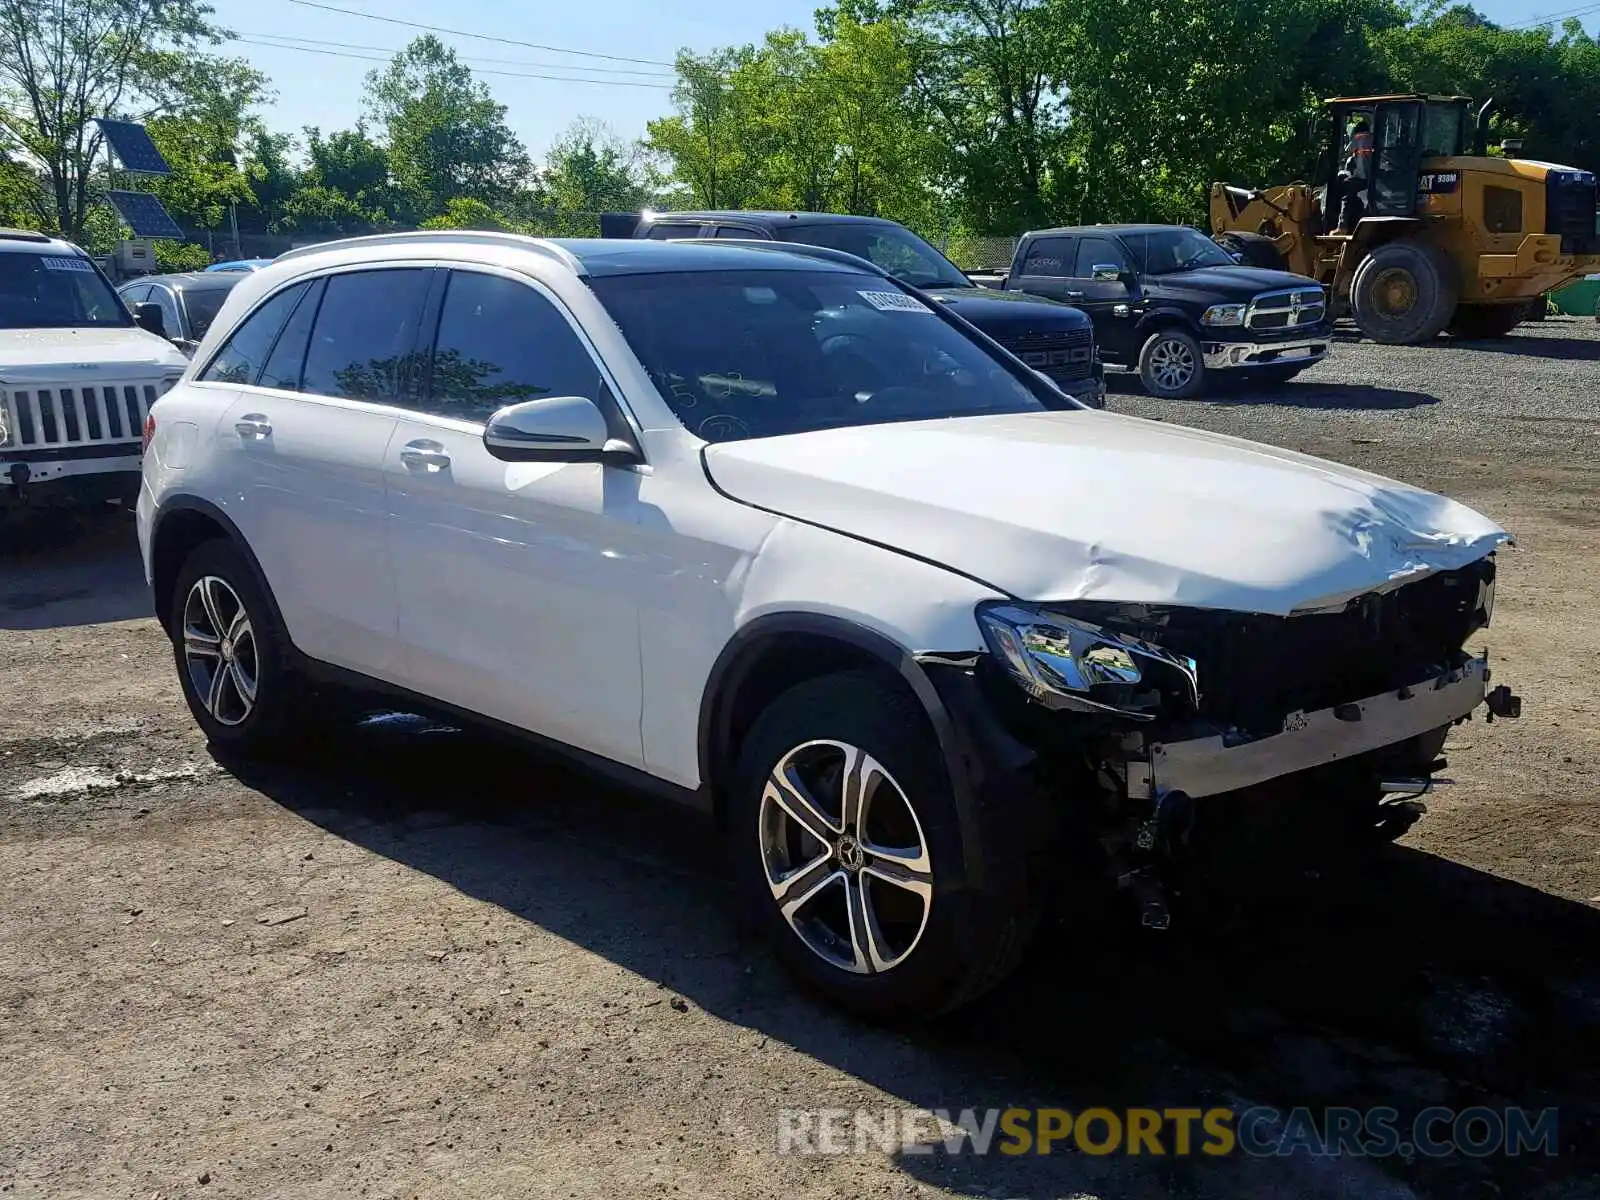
[996,327,1096,383]
[1545,172,1598,255]
[1,382,160,450]
[1246,287,1327,331]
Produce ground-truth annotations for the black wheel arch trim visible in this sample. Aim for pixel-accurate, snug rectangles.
[697,610,1008,890]
[1135,307,1202,340]
[148,494,276,635]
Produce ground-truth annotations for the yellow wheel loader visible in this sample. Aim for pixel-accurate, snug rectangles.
[1210,94,1600,344]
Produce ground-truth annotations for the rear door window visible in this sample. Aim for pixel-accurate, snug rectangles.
[300,269,432,404]
[199,282,310,385]
[1020,237,1074,277]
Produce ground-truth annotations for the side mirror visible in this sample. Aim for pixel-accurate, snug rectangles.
[134,302,166,338]
[1090,263,1125,283]
[483,394,638,464]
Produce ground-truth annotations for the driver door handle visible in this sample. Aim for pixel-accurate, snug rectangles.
[400,439,451,473]
[1064,290,1085,300]
[234,414,271,440]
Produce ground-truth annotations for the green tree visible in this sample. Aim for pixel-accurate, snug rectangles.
[242,128,301,230]
[543,118,652,213]
[363,35,530,222]
[0,0,235,239]
[305,123,393,213]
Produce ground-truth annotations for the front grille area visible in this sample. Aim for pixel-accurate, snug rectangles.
[1143,558,1494,733]
[1,382,159,450]
[1246,287,1327,331]
[997,327,1096,383]
[1546,173,1598,254]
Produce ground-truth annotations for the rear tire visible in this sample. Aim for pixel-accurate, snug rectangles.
[1349,240,1459,344]
[1446,303,1525,340]
[1215,231,1287,271]
[728,669,1043,1020]
[1137,328,1208,398]
[168,538,315,755]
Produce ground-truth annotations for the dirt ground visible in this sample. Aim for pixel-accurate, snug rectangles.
[2,321,1598,1199]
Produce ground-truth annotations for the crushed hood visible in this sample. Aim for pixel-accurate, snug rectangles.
[702,411,1509,616]
[0,326,187,378]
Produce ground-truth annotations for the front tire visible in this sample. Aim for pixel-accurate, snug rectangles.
[169,538,312,754]
[1349,240,1459,344]
[729,669,1041,1019]
[1137,328,1207,398]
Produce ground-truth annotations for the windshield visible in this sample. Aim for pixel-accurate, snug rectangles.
[1119,228,1238,275]
[1420,102,1468,157]
[183,288,232,339]
[0,251,130,329]
[589,268,1054,443]
[773,223,973,290]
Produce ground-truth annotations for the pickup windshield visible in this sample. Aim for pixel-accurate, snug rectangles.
[589,268,1055,443]
[1120,228,1239,275]
[773,223,973,290]
[0,251,130,329]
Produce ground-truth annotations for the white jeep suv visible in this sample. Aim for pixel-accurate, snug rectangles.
[138,231,1517,1016]
[1,230,187,511]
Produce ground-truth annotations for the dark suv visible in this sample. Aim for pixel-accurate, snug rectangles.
[1003,224,1331,398]
[602,210,1105,407]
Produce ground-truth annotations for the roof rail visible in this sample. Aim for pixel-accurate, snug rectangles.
[274,230,586,274]
[0,228,55,244]
[673,237,893,279]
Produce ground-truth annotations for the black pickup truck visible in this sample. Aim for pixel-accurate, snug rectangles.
[600,210,1105,407]
[1002,224,1332,398]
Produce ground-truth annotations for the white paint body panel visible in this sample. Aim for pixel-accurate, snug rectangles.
[703,409,1508,616]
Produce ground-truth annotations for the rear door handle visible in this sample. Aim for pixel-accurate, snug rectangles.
[400,439,451,473]
[234,414,271,439]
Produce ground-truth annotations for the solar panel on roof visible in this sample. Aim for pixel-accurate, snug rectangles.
[106,191,184,239]
[94,119,172,175]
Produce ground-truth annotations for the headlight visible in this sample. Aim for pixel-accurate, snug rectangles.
[976,603,1198,719]
[1201,304,1246,327]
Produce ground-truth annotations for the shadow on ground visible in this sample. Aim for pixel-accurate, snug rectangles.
[1438,333,1600,362]
[224,716,1600,1200]
[0,510,148,630]
[1107,373,1440,411]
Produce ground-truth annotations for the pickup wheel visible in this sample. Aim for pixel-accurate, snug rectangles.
[168,539,313,755]
[1137,328,1207,398]
[728,669,1042,1020]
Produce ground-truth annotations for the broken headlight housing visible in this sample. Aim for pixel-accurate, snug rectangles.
[976,603,1199,720]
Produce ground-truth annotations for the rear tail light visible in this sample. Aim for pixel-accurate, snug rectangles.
[142,412,156,455]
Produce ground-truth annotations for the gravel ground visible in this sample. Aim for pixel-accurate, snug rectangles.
[2,319,1598,1199]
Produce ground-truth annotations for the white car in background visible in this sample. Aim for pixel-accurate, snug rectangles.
[137,231,1519,1017]
[1,230,186,512]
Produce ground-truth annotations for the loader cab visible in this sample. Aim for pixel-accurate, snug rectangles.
[1319,95,1472,228]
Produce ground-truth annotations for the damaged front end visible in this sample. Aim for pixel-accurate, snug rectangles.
[919,553,1522,929]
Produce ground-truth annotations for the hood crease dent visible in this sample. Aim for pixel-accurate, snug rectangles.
[702,411,1509,617]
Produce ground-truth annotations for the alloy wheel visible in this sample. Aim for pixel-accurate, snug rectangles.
[181,575,259,727]
[757,739,933,975]
[1148,337,1197,392]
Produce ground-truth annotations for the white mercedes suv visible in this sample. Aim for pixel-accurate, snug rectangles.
[138,231,1518,1016]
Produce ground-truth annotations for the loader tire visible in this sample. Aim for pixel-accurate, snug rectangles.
[1349,240,1459,345]
[1446,303,1526,340]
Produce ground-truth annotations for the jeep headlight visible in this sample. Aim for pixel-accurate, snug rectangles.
[976,603,1198,718]
[1201,303,1246,327]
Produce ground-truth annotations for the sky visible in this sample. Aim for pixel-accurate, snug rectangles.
[206,0,1600,163]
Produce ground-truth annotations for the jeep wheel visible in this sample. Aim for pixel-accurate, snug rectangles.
[1138,329,1207,399]
[730,669,1041,1019]
[1349,240,1459,344]
[169,539,312,754]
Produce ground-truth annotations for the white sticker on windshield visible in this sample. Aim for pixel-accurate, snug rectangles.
[41,255,93,272]
[857,290,934,313]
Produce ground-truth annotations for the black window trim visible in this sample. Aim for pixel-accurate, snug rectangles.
[401,263,647,454]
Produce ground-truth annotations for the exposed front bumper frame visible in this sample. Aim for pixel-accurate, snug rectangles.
[1202,336,1331,371]
[1130,655,1489,801]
